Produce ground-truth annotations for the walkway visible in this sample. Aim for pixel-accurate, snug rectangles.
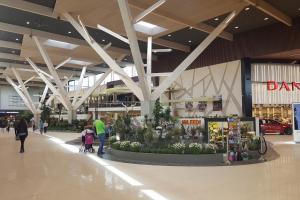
[0,132,300,200]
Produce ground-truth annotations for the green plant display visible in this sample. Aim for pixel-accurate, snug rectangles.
[153,99,163,127]
[18,110,33,123]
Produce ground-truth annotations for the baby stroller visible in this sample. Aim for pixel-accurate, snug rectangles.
[79,128,95,153]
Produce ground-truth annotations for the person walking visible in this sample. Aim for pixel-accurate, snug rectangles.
[14,119,18,140]
[93,116,106,155]
[43,120,48,133]
[31,117,35,132]
[16,118,28,153]
[39,119,44,134]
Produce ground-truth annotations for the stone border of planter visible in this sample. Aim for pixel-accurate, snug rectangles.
[104,148,262,166]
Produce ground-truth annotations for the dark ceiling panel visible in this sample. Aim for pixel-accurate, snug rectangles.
[24,0,56,9]
[0,5,161,53]
[205,6,277,34]
[158,2,300,48]
[0,47,20,55]
[160,27,208,47]
[0,30,23,43]
[265,0,300,18]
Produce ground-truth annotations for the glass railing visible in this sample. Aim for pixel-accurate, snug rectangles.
[89,101,141,108]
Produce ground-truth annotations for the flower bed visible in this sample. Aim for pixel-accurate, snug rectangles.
[111,141,222,155]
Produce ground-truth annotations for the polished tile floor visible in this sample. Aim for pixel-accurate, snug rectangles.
[0,131,300,200]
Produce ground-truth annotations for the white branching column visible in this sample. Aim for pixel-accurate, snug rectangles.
[62,1,243,119]
[5,72,41,124]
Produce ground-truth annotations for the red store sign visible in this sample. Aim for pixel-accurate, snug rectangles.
[267,80,300,91]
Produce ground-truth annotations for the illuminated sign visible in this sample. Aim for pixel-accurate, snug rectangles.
[267,80,300,91]
[181,119,201,125]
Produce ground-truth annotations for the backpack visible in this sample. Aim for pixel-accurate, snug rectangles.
[85,132,94,145]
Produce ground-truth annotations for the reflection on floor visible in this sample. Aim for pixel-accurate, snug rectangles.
[0,132,300,200]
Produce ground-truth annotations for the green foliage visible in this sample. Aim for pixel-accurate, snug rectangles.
[113,116,126,140]
[153,99,163,127]
[170,127,182,142]
[130,142,142,152]
[144,124,155,145]
[112,141,121,150]
[119,141,131,151]
[18,110,33,123]
[109,136,117,144]
[249,138,260,151]
[47,117,86,132]
[40,103,51,122]
[163,107,171,121]
[135,127,145,143]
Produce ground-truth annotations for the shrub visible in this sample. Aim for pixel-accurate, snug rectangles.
[249,138,260,151]
[130,142,142,152]
[119,141,131,151]
[188,143,203,154]
[204,143,217,153]
[171,128,182,142]
[109,136,117,144]
[112,141,121,150]
[169,143,186,154]
[144,126,155,145]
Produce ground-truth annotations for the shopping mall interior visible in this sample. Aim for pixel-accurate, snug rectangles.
[1,0,300,200]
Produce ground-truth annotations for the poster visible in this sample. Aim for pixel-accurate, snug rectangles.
[197,101,207,112]
[185,102,193,111]
[213,96,222,111]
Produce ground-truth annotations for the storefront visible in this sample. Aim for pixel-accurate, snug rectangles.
[251,63,300,123]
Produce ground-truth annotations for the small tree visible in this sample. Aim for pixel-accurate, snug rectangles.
[163,107,171,121]
[57,103,63,121]
[153,99,163,127]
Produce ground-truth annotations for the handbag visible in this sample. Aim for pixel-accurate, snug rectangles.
[18,132,27,136]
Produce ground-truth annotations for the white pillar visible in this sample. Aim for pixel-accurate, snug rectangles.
[34,112,41,127]
[67,109,77,124]
[140,100,155,118]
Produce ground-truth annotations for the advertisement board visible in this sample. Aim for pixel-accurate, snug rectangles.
[292,103,300,142]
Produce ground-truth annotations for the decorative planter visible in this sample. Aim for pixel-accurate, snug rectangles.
[106,148,224,166]
[105,149,262,166]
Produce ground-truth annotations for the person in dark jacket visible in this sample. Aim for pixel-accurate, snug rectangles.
[16,118,28,153]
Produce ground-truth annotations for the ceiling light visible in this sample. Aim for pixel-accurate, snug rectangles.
[188,40,192,43]
[245,7,250,11]
[168,34,172,37]
[214,17,219,21]
[235,26,239,29]
[68,59,92,66]
[102,39,105,42]
[134,20,167,35]
[68,31,72,34]
[26,21,30,25]
[264,17,269,21]
[15,38,19,41]
[44,39,79,50]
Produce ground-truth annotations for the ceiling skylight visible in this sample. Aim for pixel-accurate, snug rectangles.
[68,59,92,66]
[134,20,167,35]
[44,39,79,50]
